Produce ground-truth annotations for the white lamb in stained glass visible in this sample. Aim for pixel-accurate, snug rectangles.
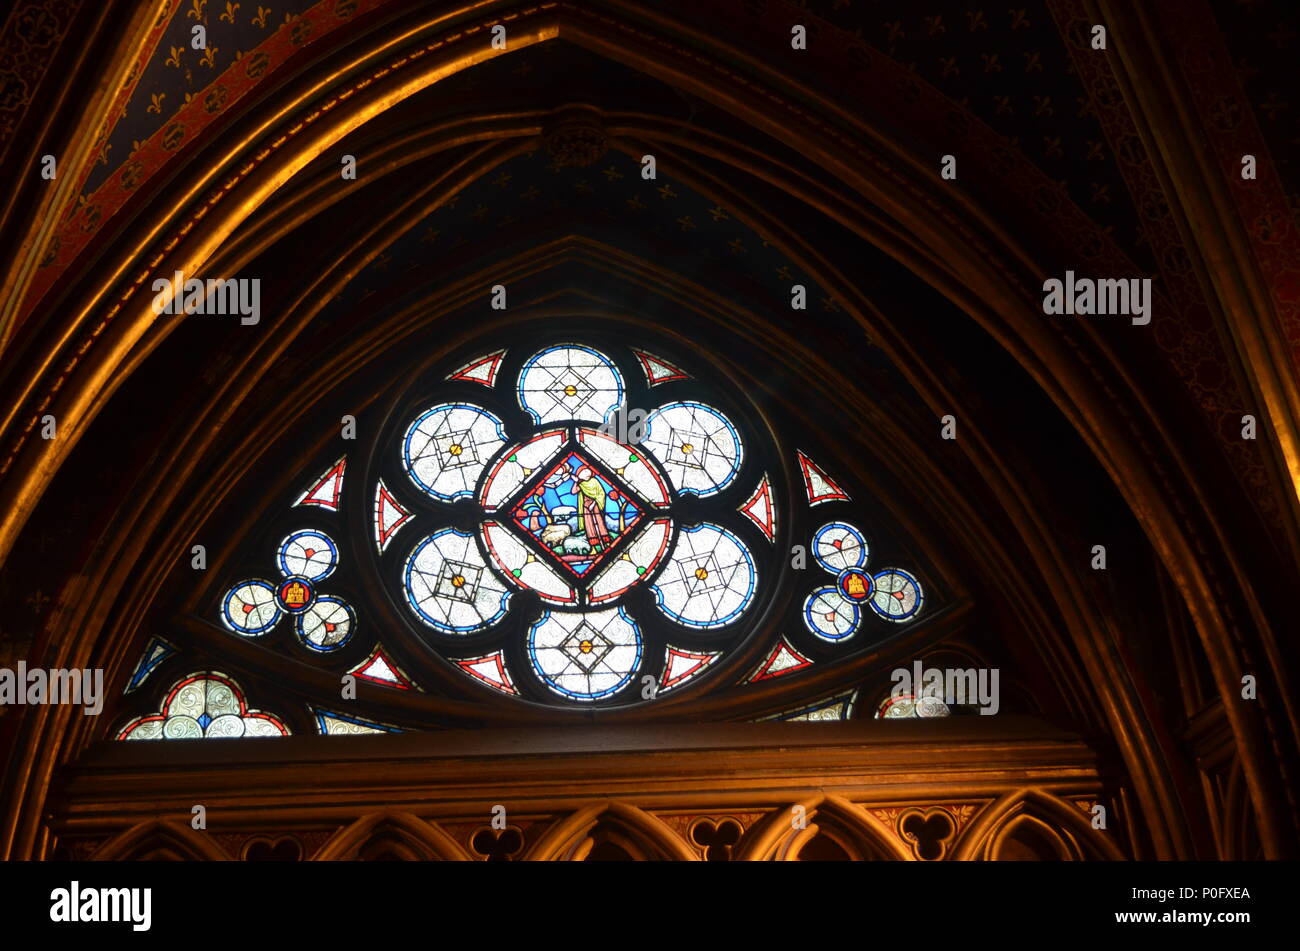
[540,523,571,548]
[561,534,592,555]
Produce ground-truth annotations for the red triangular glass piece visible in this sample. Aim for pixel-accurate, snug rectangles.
[738,473,777,542]
[631,348,690,385]
[374,479,413,553]
[348,646,416,690]
[747,637,814,682]
[295,457,346,510]
[662,647,720,690]
[457,651,517,695]
[796,450,849,505]
[447,349,506,386]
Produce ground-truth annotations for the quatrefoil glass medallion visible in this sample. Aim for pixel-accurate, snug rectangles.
[394,343,763,703]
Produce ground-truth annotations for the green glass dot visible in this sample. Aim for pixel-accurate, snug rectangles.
[636,565,646,575]
[512,568,522,577]
[629,453,638,463]
[508,454,518,462]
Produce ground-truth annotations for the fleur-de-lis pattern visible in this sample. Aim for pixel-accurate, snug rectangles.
[20,0,1297,305]
[21,0,394,307]
[79,0,321,198]
[799,0,1150,271]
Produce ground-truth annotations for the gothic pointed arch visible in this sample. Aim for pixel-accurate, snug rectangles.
[738,795,909,862]
[90,819,233,862]
[0,0,1295,864]
[986,815,1083,862]
[525,802,697,862]
[314,812,470,861]
[952,790,1126,862]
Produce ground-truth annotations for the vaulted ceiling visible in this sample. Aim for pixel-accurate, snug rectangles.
[1,0,1297,860]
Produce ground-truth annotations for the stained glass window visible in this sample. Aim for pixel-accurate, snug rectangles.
[380,342,778,705]
[661,646,721,691]
[314,709,401,735]
[218,525,358,653]
[403,403,507,501]
[737,473,776,542]
[403,528,511,633]
[118,672,289,739]
[797,451,850,505]
[277,529,338,581]
[651,523,757,629]
[763,689,859,722]
[221,580,279,635]
[527,607,643,701]
[798,520,924,643]
[122,336,935,734]
[125,637,176,694]
[373,478,413,554]
[631,349,690,386]
[517,344,624,425]
[447,349,506,387]
[297,596,355,652]
[456,651,517,695]
[294,457,346,510]
[642,401,744,497]
[348,646,416,690]
[869,568,925,622]
[877,694,951,718]
[746,637,813,682]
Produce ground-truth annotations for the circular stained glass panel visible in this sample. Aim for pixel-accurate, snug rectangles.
[402,403,507,501]
[527,607,643,701]
[812,521,869,573]
[277,529,338,581]
[803,585,860,642]
[517,344,624,425]
[403,528,511,634]
[641,401,743,498]
[296,595,355,652]
[221,580,281,635]
[869,568,924,623]
[651,522,757,629]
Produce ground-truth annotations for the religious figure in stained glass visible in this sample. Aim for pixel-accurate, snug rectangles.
[575,467,612,552]
[508,452,640,577]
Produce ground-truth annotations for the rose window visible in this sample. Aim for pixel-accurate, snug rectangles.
[393,343,761,703]
[194,337,930,728]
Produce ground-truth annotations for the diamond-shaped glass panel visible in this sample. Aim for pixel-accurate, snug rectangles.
[559,623,615,672]
[511,451,643,578]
